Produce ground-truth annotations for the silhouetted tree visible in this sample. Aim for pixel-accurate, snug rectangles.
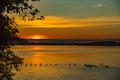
[0,0,42,80]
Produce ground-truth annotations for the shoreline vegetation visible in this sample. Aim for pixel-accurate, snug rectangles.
[13,39,120,46]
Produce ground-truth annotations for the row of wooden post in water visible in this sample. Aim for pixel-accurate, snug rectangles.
[21,63,110,68]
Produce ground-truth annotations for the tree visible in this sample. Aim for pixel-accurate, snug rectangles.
[0,0,42,79]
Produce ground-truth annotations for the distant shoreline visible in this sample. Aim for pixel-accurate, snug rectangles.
[14,44,120,46]
[13,39,120,46]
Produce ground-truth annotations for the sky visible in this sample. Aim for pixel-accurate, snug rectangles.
[17,0,120,39]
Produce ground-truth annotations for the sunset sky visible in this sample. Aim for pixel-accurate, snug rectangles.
[17,0,120,39]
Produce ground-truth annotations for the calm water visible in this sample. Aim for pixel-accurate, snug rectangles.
[11,45,120,80]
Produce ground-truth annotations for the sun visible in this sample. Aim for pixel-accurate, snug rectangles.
[30,35,47,39]
[33,36,41,39]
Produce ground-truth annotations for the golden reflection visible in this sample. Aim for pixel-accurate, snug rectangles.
[25,52,43,64]
[32,46,41,50]
[12,46,120,66]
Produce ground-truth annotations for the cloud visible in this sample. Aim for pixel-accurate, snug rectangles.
[92,3,107,8]
[18,24,120,39]
[82,16,120,23]
[75,3,107,9]
[16,16,120,28]
[97,4,104,7]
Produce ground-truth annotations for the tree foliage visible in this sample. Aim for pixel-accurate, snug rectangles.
[0,0,41,80]
[0,49,23,80]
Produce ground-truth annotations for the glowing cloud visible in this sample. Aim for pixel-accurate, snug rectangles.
[16,16,120,28]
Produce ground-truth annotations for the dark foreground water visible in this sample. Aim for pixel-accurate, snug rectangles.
[11,45,120,80]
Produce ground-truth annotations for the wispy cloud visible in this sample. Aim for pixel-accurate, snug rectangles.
[73,3,107,9]
[92,3,107,8]
[16,16,120,28]
[97,3,104,7]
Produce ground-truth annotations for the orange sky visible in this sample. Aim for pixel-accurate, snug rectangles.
[16,16,120,39]
[16,0,120,40]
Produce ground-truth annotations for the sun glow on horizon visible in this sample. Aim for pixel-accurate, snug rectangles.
[26,35,48,39]
[33,36,41,39]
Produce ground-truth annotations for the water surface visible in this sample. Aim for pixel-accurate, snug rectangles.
[12,45,120,80]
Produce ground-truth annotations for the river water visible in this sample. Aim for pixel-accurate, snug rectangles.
[11,45,120,80]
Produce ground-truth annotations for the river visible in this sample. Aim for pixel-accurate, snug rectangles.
[11,45,120,80]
